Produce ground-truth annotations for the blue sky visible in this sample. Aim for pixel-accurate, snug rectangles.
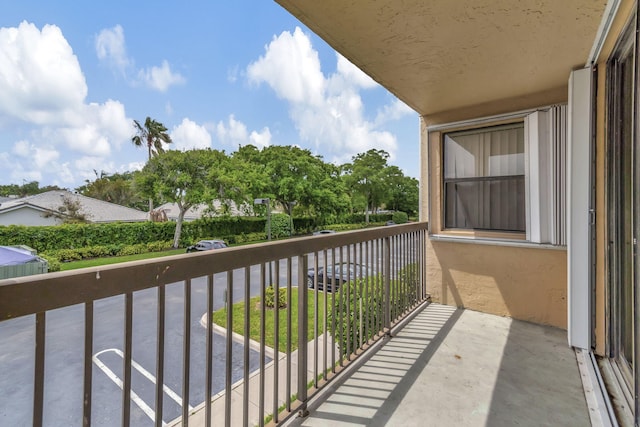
[0,1,418,190]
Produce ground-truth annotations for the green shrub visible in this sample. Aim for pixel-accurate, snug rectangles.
[233,232,266,244]
[55,249,82,262]
[264,285,287,309]
[116,244,148,256]
[328,276,384,356]
[146,240,173,252]
[268,214,291,238]
[39,253,60,272]
[392,211,409,224]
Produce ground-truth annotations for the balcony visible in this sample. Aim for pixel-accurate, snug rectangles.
[0,222,593,426]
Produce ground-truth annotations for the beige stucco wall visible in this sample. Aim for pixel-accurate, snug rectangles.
[426,238,567,328]
[421,87,570,329]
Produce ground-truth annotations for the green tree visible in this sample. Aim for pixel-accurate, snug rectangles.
[233,145,349,223]
[135,149,236,248]
[131,117,173,211]
[343,149,392,223]
[385,167,419,216]
[76,171,145,210]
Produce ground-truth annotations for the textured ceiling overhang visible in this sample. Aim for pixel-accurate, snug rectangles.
[275,0,607,116]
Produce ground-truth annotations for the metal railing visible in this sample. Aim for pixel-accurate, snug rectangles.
[0,222,428,427]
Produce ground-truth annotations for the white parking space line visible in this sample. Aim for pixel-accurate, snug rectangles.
[93,348,194,426]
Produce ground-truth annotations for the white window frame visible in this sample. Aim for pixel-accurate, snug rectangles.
[428,104,567,245]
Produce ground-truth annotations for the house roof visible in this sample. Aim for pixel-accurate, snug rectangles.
[275,0,608,121]
[0,191,148,223]
[156,200,249,220]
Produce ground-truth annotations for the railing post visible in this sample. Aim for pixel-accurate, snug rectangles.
[384,236,391,336]
[297,254,309,417]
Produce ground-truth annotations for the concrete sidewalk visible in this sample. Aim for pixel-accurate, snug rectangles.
[169,316,339,427]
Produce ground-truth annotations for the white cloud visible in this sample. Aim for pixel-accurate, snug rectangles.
[171,118,212,150]
[227,65,239,83]
[335,54,377,89]
[95,25,131,74]
[216,114,271,149]
[33,145,59,168]
[0,22,134,186]
[247,27,325,105]
[250,128,271,149]
[246,27,399,161]
[96,25,185,92]
[138,60,185,92]
[12,140,30,157]
[374,99,414,126]
[0,21,87,126]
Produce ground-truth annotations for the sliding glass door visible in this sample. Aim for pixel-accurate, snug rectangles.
[607,12,639,423]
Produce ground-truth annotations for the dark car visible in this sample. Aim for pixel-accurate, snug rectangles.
[186,239,228,253]
[312,229,336,235]
[307,262,375,292]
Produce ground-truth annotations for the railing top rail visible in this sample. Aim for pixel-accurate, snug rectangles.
[0,222,426,320]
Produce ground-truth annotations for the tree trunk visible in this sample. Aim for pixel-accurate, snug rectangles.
[173,209,186,249]
[365,193,370,224]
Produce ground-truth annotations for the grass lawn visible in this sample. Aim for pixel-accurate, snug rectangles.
[59,248,186,271]
[211,288,331,353]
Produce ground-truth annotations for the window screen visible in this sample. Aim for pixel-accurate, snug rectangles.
[443,123,525,232]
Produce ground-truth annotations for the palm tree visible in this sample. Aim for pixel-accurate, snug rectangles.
[132,117,173,211]
[132,117,172,160]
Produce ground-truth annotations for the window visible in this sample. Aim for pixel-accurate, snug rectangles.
[443,123,525,232]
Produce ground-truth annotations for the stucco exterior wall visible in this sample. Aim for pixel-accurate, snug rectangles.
[426,238,567,328]
[421,87,570,329]
[0,207,59,226]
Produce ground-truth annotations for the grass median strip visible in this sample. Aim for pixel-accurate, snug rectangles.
[59,248,186,271]
[211,288,331,353]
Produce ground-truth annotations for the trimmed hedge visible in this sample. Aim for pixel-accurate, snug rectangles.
[0,218,269,253]
[0,213,392,255]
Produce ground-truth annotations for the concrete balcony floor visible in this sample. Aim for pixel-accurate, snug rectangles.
[287,303,590,427]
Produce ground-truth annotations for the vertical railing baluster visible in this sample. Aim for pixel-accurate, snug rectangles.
[33,312,45,427]
[313,253,319,388]
[123,293,133,427]
[338,246,344,366]
[384,237,391,335]
[286,258,292,412]
[355,243,361,351]
[345,246,351,359]
[182,280,191,426]
[330,247,336,373]
[83,302,93,427]
[420,230,427,298]
[273,260,280,423]
[225,271,233,427]
[259,263,266,427]
[205,275,213,427]
[243,267,251,427]
[155,285,165,427]
[297,254,309,417]
[360,240,373,347]
[322,249,328,381]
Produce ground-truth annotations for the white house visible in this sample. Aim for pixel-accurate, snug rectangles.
[0,191,148,226]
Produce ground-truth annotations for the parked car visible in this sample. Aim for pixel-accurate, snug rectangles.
[313,229,336,235]
[385,221,396,226]
[186,239,228,253]
[307,262,375,292]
